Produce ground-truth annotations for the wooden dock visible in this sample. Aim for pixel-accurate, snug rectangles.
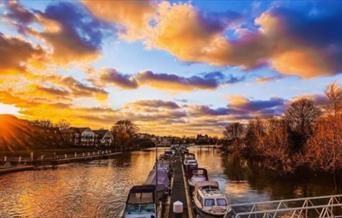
[168,154,193,218]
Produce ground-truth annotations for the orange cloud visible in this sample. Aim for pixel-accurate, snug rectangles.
[82,0,154,41]
[0,34,44,75]
[83,0,342,78]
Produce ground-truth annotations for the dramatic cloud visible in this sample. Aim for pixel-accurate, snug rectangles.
[190,105,230,116]
[0,73,108,109]
[88,68,138,89]
[4,1,110,66]
[82,0,154,41]
[148,3,342,78]
[145,2,241,66]
[135,71,220,91]
[84,1,342,78]
[227,95,286,117]
[126,100,180,110]
[88,69,242,91]
[0,34,44,74]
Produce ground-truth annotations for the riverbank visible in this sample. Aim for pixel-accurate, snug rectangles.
[0,151,123,176]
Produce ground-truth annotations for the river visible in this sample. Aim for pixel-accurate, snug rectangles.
[0,147,340,217]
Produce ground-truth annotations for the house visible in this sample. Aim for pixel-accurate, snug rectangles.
[94,130,114,147]
[80,128,96,146]
[62,127,95,146]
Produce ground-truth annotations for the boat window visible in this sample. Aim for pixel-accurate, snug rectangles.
[204,198,215,207]
[125,203,155,214]
[217,198,228,206]
[128,192,153,204]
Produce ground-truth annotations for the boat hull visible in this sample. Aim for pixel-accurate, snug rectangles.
[194,206,226,218]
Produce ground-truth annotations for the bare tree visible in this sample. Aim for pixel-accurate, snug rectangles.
[223,122,244,148]
[324,82,342,191]
[245,118,265,153]
[111,120,139,151]
[32,119,53,128]
[56,119,70,130]
[325,82,342,117]
[285,98,321,152]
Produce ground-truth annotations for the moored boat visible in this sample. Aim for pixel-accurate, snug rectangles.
[121,185,161,218]
[144,160,171,195]
[188,168,208,190]
[193,181,231,218]
[184,158,198,174]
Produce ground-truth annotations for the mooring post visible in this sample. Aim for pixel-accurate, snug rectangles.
[173,201,183,218]
[30,152,34,162]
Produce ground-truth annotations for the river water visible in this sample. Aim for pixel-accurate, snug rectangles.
[0,147,340,217]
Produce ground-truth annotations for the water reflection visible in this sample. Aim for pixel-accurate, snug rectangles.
[0,149,165,218]
[190,147,342,205]
[0,147,341,217]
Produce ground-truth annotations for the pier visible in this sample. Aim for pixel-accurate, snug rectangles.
[168,151,193,218]
[168,153,193,218]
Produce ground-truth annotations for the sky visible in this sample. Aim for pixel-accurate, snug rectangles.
[0,0,341,136]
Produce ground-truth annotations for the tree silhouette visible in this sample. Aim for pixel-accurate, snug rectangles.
[111,120,138,151]
[285,98,321,153]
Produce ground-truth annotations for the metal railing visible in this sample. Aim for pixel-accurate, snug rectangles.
[227,194,342,218]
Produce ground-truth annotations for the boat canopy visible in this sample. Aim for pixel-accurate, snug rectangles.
[184,153,195,159]
[130,185,156,193]
[127,185,156,204]
[190,168,208,177]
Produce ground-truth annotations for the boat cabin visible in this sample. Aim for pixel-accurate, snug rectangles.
[188,168,208,187]
[194,181,230,217]
[123,185,157,218]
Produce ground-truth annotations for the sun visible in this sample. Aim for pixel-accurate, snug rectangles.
[0,103,20,116]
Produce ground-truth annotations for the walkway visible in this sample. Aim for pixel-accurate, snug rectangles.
[169,154,192,218]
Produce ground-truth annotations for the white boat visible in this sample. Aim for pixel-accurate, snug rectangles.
[188,168,208,189]
[183,159,198,173]
[121,185,161,218]
[193,181,231,217]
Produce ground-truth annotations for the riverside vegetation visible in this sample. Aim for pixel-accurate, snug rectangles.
[224,82,342,174]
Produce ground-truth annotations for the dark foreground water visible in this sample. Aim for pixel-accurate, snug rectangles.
[0,147,341,217]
